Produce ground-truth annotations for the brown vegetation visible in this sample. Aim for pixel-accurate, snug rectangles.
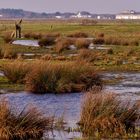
[0,100,53,140]
[25,61,102,93]
[38,37,56,47]
[75,38,90,49]
[55,38,75,53]
[67,32,89,38]
[3,61,31,83]
[79,90,139,138]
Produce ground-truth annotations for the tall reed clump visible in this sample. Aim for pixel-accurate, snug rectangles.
[79,91,139,138]
[75,38,90,49]
[25,61,102,93]
[77,49,95,62]
[3,33,14,43]
[104,36,139,46]
[2,60,31,83]
[0,45,19,59]
[55,38,75,53]
[0,100,53,140]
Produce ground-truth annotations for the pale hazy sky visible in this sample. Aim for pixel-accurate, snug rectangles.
[0,0,139,13]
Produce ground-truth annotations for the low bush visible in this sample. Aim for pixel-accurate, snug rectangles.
[107,48,114,54]
[93,38,105,45]
[96,32,104,38]
[75,38,90,49]
[55,38,74,53]
[38,37,56,47]
[0,100,53,140]
[25,61,102,93]
[24,33,42,39]
[67,32,89,38]
[104,36,139,46]
[80,91,139,138]
[2,60,31,83]
[3,60,102,93]
[45,33,61,38]
[0,45,18,59]
[77,49,95,62]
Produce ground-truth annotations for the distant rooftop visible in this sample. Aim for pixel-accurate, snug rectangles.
[118,10,140,15]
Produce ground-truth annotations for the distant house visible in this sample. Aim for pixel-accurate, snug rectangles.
[97,14,115,20]
[116,10,140,20]
[71,11,92,18]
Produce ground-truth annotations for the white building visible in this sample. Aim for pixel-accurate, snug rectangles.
[71,12,92,18]
[116,10,140,20]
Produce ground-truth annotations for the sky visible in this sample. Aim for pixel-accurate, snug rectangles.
[0,0,139,14]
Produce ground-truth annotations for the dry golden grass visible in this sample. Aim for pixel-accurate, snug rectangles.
[25,61,101,93]
[0,99,53,140]
[77,49,95,62]
[79,90,140,138]
[55,38,75,53]
[75,38,90,49]
[2,60,31,83]
[67,32,89,38]
[38,37,55,47]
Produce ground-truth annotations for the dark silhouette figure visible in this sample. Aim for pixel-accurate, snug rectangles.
[15,19,22,38]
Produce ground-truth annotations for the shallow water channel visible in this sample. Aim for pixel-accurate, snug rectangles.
[0,72,140,139]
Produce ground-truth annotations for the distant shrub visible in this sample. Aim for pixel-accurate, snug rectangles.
[75,38,90,49]
[81,19,98,25]
[45,33,61,38]
[3,60,31,83]
[104,36,139,46]
[93,37,105,45]
[96,32,104,38]
[55,38,74,53]
[67,32,89,38]
[80,91,139,138]
[24,33,42,39]
[38,37,56,47]
[107,48,114,54]
[77,49,95,62]
[24,32,32,39]
[32,33,42,39]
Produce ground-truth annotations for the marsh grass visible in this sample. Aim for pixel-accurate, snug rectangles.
[25,61,101,93]
[2,60,31,83]
[79,91,140,138]
[38,37,56,47]
[3,32,14,43]
[75,38,90,49]
[93,37,105,45]
[55,38,75,53]
[77,49,95,62]
[0,100,53,140]
[67,32,89,38]
[104,36,139,46]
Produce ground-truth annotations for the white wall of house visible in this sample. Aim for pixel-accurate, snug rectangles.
[116,14,140,20]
